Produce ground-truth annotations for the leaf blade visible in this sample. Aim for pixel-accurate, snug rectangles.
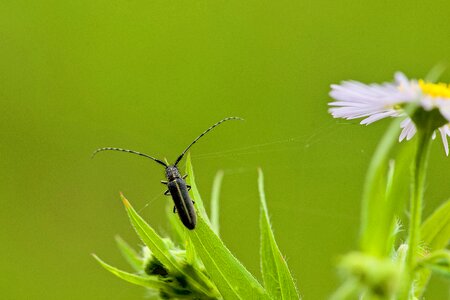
[92,254,163,289]
[188,215,269,300]
[259,169,300,299]
[210,170,224,236]
[360,103,418,255]
[185,157,269,299]
[114,235,143,272]
[121,194,178,271]
[166,202,185,245]
[121,194,214,296]
[418,250,450,278]
[421,199,450,250]
[415,199,450,296]
[186,153,210,223]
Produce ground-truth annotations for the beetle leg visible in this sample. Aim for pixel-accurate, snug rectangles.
[161,180,168,185]
[173,206,177,213]
[182,174,188,179]
[186,185,191,191]
[192,200,195,204]
[164,190,171,196]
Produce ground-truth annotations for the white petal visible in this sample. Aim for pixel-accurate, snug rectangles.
[328,73,419,126]
[406,125,417,140]
[399,128,408,142]
[399,118,417,142]
[439,104,450,122]
[360,111,399,125]
[421,97,434,111]
[439,126,450,156]
[395,72,409,87]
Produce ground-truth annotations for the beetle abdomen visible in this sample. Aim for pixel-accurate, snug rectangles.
[167,178,197,229]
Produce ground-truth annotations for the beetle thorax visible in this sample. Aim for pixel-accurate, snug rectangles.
[165,166,181,181]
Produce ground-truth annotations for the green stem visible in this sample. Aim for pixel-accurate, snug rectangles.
[403,126,433,298]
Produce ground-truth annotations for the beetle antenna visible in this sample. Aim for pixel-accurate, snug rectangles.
[173,117,244,166]
[92,147,168,167]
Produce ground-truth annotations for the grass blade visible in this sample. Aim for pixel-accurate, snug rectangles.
[115,235,143,272]
[258,169,300,299]
[211,170,224,236]
[188,215,270,300]
[93,254,163,289]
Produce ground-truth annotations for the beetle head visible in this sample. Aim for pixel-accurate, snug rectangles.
[165,166,181,181]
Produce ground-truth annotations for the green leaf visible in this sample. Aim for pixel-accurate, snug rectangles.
[415,199,450,296]
[185,158,268,299]
[115,235,143,272]
[120,193,214,296]
[418,250,450,278]
[166,204,198,267]
[186,153,210,224]
[360,104,418,256]
[188,215,270,300]
[121,193,179,271]
[210,170,224,236]
[360,118,402,255]
[383,143,415,254]
[92,254,163,289]
[422,199,450,250]
[184,233,198,266]
[258,169,300,299]
[166,202,185,245]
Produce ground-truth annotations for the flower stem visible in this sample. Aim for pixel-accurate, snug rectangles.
[403,125,433,298]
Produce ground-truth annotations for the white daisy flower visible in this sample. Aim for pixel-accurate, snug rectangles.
[329,72,450,155]
[329,72,414,125]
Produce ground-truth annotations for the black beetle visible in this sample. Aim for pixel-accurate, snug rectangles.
[93,117,243,229]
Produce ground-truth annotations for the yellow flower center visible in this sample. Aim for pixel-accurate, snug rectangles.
[419,79,450,98]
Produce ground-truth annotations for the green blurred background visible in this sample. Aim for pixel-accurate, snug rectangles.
[1,1,449,299]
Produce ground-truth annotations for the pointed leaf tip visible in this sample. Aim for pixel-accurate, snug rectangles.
[93,254,166,289]
[120,193,130,207]
[258,168,300,299]
[92,253,101,261]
